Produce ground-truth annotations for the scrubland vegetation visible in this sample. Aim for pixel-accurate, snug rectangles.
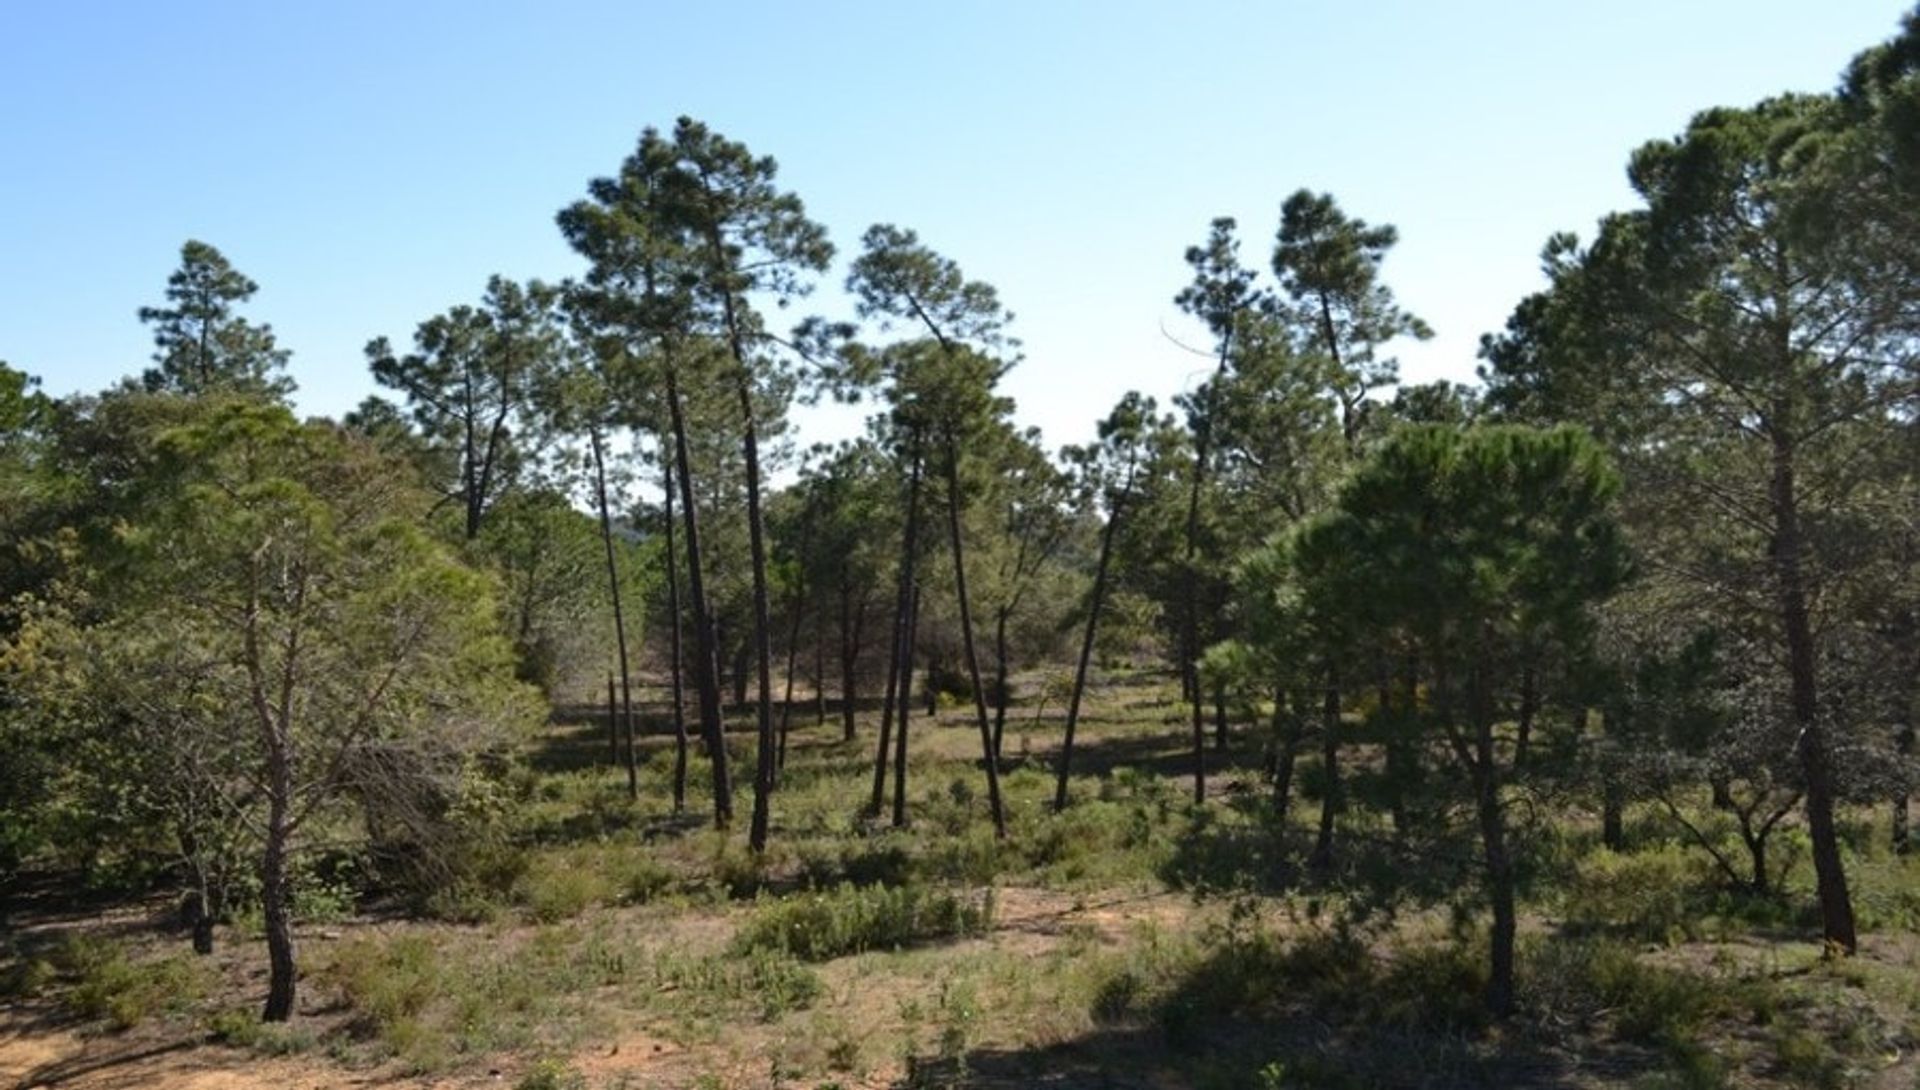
[7,8,1920,1089]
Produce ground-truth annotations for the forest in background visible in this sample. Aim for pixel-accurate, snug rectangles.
[5,9,1920,1089]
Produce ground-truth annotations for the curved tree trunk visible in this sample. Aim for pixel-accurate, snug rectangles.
[874,442,924,816]
[892,585,922,828]
[943,435,1007,838]
[1055,470,1127,812]
[665,367,732,826]
[1771,426,1856,953]
[589,426,639,801]
[663,459,688,811]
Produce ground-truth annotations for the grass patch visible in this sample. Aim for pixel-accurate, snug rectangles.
[731,882,994,961]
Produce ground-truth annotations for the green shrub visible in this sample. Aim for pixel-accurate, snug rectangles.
[325,934,441,1036]
[731,883,993,962]
[515,852,615,922]
[514,1058,586,1090]
[57,937,207,1030]
[650,947,822,1021]
[1561,846,1711,944]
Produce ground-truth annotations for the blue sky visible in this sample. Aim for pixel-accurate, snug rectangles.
[3,2,1909,452]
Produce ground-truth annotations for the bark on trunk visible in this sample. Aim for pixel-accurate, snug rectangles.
[1771,426,1856,953]
[892,585,922,828]
[1310,675,1341,870]
[944,435,1008,838]
[990,609,1011,763]
[1055,466,1128,811]
[663,460,688,812]
[874,443,924,816]
[665,367,732,826]
[589,428,640,801]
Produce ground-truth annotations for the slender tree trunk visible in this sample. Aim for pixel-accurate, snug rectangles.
[815,613,827,726]
[778,596,804,775]
[1896,715,1913,856]
[777,511,816,775]
[1746,828,1773,896]
[589,427,639,801]
[1601,706,1625,851]
[893,585,922,828]
[871,589,901,813]
[944,435,1008,838]
[260,796,296,1022]
[665,368,731,826]
[1310,672,1341,870]
[991,609,1011,762]
[1272,686,1303,825]
[607,674,619,769]
[1213,685,1229,751]
[841,584,863,743]
[1771,426,1856,953]
[179,830,215,955]
[1514,664,1537,770]
[1387,653,1417,835]
[1462,661,1515,1018]
[1180,357,1227,806]
[1055,472,1127,811]
[1477,749,1516,1018]
[663,460,688,812]
[1894,622,1914,854]
[876,441,925,819]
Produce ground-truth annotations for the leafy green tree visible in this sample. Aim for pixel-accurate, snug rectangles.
[1290,425,1627,1015]
[665,117,833,853]
[1171,217,1264,798]
[6,401,535,1021]
[139,241,292,399]
[1054,392,1157,810]
[1270,191,1430,454]
[848,226,1017,837]
[367,276,563,539]
[1482,90,1920,955]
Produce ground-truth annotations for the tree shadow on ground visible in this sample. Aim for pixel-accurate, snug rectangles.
[892,1013,1663,1089]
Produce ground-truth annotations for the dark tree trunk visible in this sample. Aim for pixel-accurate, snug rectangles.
[1310,673,1341,870]
[1894,634,1914,854]
[778,596,803,775]
[943,435,1008,838]
[589,427,640,801]
[1466,662,1516,1019]
[1180,365,1224,806]
[841,584,864,743]
[991,609,1011,763]
[874,444,924,815]
[730,639,752,710]
[893,585,922,828]
[1213,685,1229,751]
[260,824,295,1021]
[1601,703,1625,851]
[663,460,688,811]
[665,366,732,826]
[260,746,296,1022]
[1055,467,1128,812]
[607,674,619,769]
[1771,425,1856,953]
[1514,665,1537,770]
[741,380,778,854]
[1387,654,1417,835]
[815,613,828,726]
[1477,748,1516,1018]
[1896,713,1913,855]
[1272,686,1303,825]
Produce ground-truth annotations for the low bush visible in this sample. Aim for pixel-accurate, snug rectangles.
[57,936,208,1030]
[732,883,993,961]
